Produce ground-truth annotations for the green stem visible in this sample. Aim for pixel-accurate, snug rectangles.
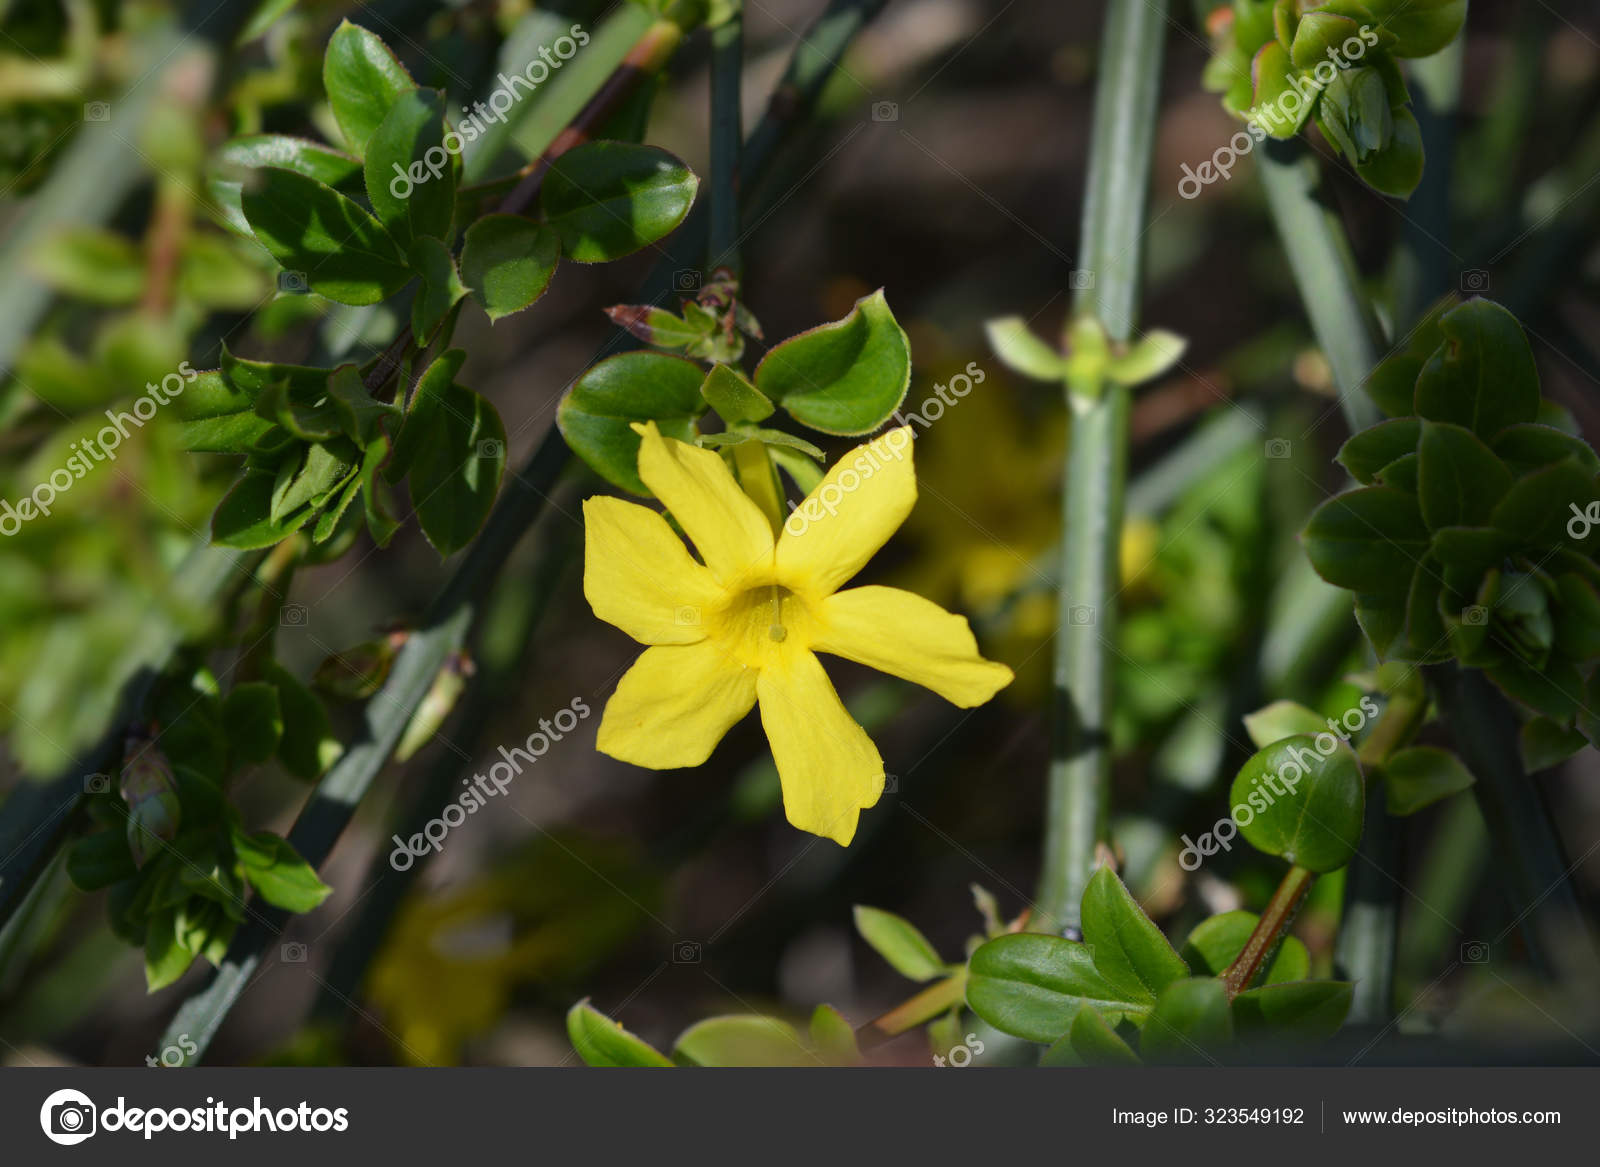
[1034,0,1166,938]
[707,4,744,274]
[1256,138,1382,432]
[1221,864,1315,998]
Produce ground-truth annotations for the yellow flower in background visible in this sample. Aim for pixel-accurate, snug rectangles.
[583,422,1013,845]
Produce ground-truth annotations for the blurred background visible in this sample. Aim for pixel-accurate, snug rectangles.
[2,0,1599,1066]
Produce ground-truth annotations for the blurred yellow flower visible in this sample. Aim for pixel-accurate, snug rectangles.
[584,422,1013,844]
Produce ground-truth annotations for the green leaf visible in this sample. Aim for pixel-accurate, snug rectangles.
[566,1001,673,1067]
[558,351,706,495]
[459,214,560,322]
[1250,42,1313,138]
[540,142,698,263]
[1377,0,1467,58]
[1520,718,1587,773]
[1241,700,1327,749]
[672,1016,811,1067]
[1555,573,1600,661]
[360,433,402,547]
[325,365,399,445]
[241,168,410,305]
[1492,423,1600,477]
[1080,867,1188,1005]
[1043,1005,1141,1066]
[1351,107,1424,199]
[985,316,1067,381]
[68,829,138,891]
[263,661,341,780]
[1107,329,1186,386]
[409,236,469,343]
[389,349,467,481]
[808,1004,861,1066]
[29,227,144,303]
[364,88,454,246]
[212,467,316,548]
[406,375,507,557]
[231,828,333,913]
[1229,735,1365,873]
[1413,299,1540,439]
[1382,745,1474,815]
[1430,525,1518,573]
[1486,656,1582,724]
[221,682,284,765]
[269,441,356,522]
[966,933,1143,1043]
[211,135,361,235]
[1303,487,1430,598]
[700,363,773,424]
[1141,978,1232,1064]
[853,905,947,982]
[1232,981,1353,1043]
[754,289,911,435]
[176,370,276,453]
[1179,911,1309,986]
[145,909,195,991]
[1337,418,1420,483]
[604,303,707,350]
[1490,459,1600,554]
[322,20,415,156]
[1416,421,1512,530]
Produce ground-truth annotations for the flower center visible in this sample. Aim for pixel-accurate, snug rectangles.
[711,583,814,666]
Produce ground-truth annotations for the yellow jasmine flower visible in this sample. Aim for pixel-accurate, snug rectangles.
[583,422,1014,845]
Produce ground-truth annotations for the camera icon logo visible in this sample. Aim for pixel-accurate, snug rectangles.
[882,774,899,794]
[281,941,309,963]
[1460,940,1489,964]
[277,270,309,294]
[1459,269,1490,294]
[280,602,308,627]
[871,100,899,123]
[40,1088,97,1145]
[1069,269,1096,291]
[83,102,110,122]
[1462,605,1489,627]
[1265,438,1292,459]
[672,940,702,963]
[84,772,111,794]
[674,605,701,627]
[478,439,504,460]
[1069,605,1096,626]
[673,269,702,292]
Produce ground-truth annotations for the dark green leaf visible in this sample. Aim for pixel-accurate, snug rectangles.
[1337,418,1420,483]
[1413,299,1540,439]
[1043,1006,1141,1066]
[263,661,341,780]
[389,349,467,481]
[1486,657,1581,724]
[409,236,469,343]
[1303,487,1430,598]
[221,682,283,765]
[210,135,361,235]
[176,370,276,453]
[701,363,774,424]
[1232,981,1352,1042]
[540,142,698,263]
[1490,459,1600,553]
[754,289,911,435]
[212,467,316,548]
[68,829,137,891]
[1351,107,1424,199]
[1417,421,1511,530]
[241,167,410,305]
[1519,718,1586,774]
[1492,423,1600,476]
[557,351,705,495]
[460,214,559,321]
[1430,525,1518,572]
[406,375,506,557]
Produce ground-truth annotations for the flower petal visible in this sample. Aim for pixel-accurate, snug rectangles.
[757,651,883,845]
[597,642,756,768]
[583,496,724,645]
[814,586,1014,706]
[777,426,916,595]
[635,421,774,587]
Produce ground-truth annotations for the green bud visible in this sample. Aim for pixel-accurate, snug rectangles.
[120,731,181,868]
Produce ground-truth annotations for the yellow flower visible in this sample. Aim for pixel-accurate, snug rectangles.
[584,422,1014,845]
